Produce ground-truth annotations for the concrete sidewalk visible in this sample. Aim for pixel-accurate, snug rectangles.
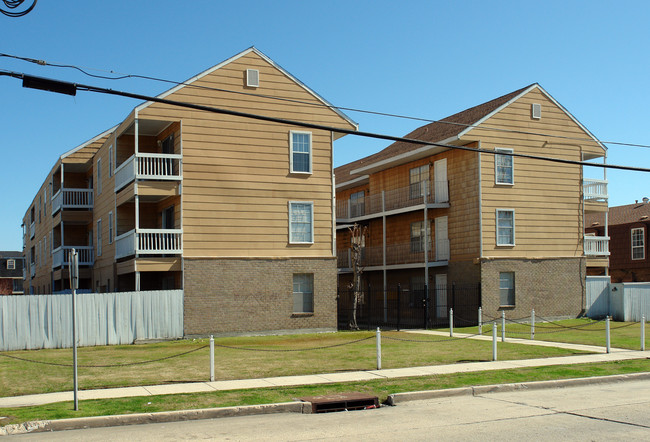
[1,332,647,408]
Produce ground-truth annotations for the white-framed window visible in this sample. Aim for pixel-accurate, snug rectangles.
[293,273,314,313]
[97,158,102,194]
[496,209,515,246]
[350,191,365,217]
[495,148,514,185]
[289,131,312,174]
[7,259,15,270]
[409,165,428,199]
[632,227,645,260]
[97,219,102,257]
[108,211,114,244]
[410,220,430,253]
[289,201,314,244]
[499,272,515,306]
[108,145,113,177]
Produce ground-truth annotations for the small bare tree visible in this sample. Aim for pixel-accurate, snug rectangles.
[348,223,367,330]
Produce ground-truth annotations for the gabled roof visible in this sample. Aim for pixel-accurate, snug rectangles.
[135,46,358,130]
[335,83,605,186]
[586,202,650,228]
[60,125,117,160]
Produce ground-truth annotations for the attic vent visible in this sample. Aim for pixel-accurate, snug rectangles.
[246,69,259,87]
[641,215,649,221]
[531,103,541,119]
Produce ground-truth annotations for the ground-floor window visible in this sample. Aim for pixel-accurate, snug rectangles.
[293,273,314,313]
[499,272,515,307]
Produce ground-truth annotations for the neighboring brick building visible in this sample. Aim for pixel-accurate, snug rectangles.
[335,84,608,321]
[21,47,357,335]
[0,251,24,295]
[586,199,650,282]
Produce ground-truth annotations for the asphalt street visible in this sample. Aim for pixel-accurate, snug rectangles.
[9,377,650,441]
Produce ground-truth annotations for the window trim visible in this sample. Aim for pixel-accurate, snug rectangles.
[292,273,314,314]
[499,271,515,307]
[289,201,314,244]
[495,148,514,185]
[631,227,645,260]
[409,165,428,199]
[496,209,515,246]
[289,130,312,174]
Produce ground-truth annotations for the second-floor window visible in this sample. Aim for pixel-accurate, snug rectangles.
[410,221,429,253]
[97,219,103,257]
[495,148,514,185]
[496,209,515,246]
[632,227,645,260]
[350,191,365,217]
[289,201,313,244]
[109,212,114,244]
[290,131,312,174]
[409,165,428,199]
[7,259,15,270]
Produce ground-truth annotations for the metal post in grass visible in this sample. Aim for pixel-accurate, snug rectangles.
[501,310,506,342]
[606,316,611,354]
[478,307,482,335]
[69,248,79,412]
[450,308,454,337]
[492,322,497,361]
[641,316,645,351]
[209,335,215,382]
[397,284,402,332]
[531,309,535,340]
[376,327,382,370]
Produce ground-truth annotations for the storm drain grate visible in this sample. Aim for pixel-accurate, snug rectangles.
[299,393,379,413]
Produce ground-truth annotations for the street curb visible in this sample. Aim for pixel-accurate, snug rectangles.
[0,401,309,436]
[385,371,650,405]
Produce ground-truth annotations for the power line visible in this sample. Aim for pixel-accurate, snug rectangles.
[2,51,650,150]
[2,70,650,174]
[0,0,37,17]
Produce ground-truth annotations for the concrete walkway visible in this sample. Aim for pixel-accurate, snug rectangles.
[1,332,647,409]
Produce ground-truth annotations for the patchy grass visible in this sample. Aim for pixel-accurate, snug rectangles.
[0,331,590,397]
[1,359,648,426]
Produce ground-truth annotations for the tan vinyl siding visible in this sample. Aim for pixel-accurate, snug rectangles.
[469,88,595,258]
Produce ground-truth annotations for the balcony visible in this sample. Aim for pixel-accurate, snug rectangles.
[115,153,182,192]
[584,236,610,256]
[337,239,450,270]
[583,179,608,202]
[52,246,94,269]
[51,188,94,215]
[337,180,449,221]
[115,229,183,259]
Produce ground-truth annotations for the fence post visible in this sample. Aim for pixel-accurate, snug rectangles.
[606,316,611,354]
[424,283,429,330]
[501,310,506,342]
[478,307,482,335]
[450,308,454,337]
[397,284,401,332]
[492,322,497,361]
[531,309,535,340]
[209,335,215,382]
[376,327,382,370]
[642,316,646,352]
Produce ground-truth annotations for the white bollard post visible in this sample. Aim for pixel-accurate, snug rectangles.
[492,322,497,361]
[478,307,482,335]
[450,308,454,337]
[606,317,611,354]
[376,327,382,370]
[531,309,535,340]
[641,316,645,352]
[209,335,215,382]
[501,310,506,342]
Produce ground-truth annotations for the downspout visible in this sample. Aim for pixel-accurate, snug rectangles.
[331,132,336,258]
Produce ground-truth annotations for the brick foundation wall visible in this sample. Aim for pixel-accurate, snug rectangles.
[480,257,586,320]
[183,257,337,336]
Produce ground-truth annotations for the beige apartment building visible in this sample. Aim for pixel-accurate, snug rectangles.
[335,84,608,322]
[22,47,357,335]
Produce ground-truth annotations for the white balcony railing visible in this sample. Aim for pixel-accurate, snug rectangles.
[51,188,94,215]
[583,179,608,202]
[115,228,183,259]
[337,180,449,220]
[115,153,182,192]
[29,222,35,239]
[52,246,94,269]
[584,236,610,256]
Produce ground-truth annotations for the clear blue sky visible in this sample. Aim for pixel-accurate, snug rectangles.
[2,0,649,251]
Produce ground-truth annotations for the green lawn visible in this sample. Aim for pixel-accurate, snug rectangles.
[1,359,648,427]
[0,330,592,398]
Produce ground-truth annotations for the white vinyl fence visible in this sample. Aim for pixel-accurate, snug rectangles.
[585,277,650,321]
[0,290,183,351]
